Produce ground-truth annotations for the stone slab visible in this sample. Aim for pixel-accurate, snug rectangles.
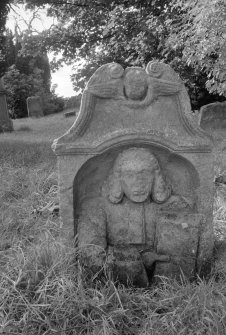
[64,110,76,118]
[199,102,226,183]
[199,102,226,138]
[27,96,44,118]
[0,78,13,133]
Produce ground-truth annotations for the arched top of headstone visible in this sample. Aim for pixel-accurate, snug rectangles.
[199,102,226,140]
[53,61,211,155]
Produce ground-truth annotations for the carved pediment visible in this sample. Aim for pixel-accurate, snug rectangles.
[53,61,210,154]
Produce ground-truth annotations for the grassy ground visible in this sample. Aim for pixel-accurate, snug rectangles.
[1,109,75,144]
[1,113,226,334]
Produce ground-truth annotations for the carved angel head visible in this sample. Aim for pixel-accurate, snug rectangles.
[108,147,171,204]
[124,68,148,100]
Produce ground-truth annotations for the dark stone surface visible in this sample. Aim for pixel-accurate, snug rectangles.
[64,110,76,118]
[0,78,13,133]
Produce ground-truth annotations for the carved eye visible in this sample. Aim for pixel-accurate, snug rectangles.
[146,61,164,78]
[109,63,124,79]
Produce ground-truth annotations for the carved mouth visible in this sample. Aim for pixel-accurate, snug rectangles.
[133,191,145,195]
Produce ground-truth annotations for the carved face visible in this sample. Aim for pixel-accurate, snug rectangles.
[124,69,148,100]
[120,157,155,203]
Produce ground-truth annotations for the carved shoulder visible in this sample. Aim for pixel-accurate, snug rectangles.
[79,196,107,218]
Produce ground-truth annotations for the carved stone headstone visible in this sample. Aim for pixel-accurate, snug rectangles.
[199,102,226,182]
[0,78,13,133]
[53,62,215,286]
[27,96,44,117]
[199,102,226,136]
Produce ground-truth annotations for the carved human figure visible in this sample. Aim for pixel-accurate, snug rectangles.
[78,148,192,286]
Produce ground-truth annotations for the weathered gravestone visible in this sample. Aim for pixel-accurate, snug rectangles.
[53,61,215,286]
[0,78,13,133]
[27,96,44,117]
[199,102,226,183]
[64,110,76,118]
[199,102,226,135]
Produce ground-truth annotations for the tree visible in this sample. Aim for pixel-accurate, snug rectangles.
[0,0,12,76]
[23,0,179,77]
[2,33,52,118]
[3,64,42,117]
[7,3,51,90]
[1,3,60,118]
[168,0,226,96]
[18,0,225,108]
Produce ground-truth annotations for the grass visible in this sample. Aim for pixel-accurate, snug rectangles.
[16,125,32,132]
[1,113,226,334]
[0,109,76,144]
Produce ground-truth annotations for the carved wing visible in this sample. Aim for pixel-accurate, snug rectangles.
[86,62,124,99]
[87,80,122,98]
[150,77,182,99]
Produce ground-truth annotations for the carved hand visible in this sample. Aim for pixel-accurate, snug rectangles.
[141,251,170,269]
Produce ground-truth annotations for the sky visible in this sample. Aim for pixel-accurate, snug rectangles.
[51,63,74,97]
[6,5,75,97]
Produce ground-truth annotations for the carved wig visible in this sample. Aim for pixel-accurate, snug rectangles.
[108,147,171,204]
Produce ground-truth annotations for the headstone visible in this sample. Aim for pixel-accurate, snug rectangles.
[27,96,44,117]
[53,61,215,286]
[199,102,226,136]
[199,102,226,183]
[0,78,13,132]
[64,110,76,118]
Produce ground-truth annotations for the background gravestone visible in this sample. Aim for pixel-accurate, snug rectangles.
[53,61,215,284]
[27,96,44,118]
[0,78,13,133]
[64,110,76,118]
[199,102,226,135]
[199,102,226,183]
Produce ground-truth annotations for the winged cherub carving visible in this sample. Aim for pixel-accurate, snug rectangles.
[86,62,182,108]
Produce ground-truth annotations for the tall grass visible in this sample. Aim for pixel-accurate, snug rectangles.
[2,244,226,334]
[0,142,56,167]
[0,140,226,334]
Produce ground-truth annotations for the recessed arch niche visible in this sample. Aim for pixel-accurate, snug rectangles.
[73,143,199,236]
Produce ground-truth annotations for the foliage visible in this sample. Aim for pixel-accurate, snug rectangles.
[1,0,225,111]
[1,4,58,118]
[23,1,181,80]
[3,64,45,118]
[64,94,81,109]
[169,0,226,96]
[3,51,63,118]
[18,0,225,108]
[2,30,64,118]
[0,0,10,33]
[42,92,64,115]
[0,0,12,76]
